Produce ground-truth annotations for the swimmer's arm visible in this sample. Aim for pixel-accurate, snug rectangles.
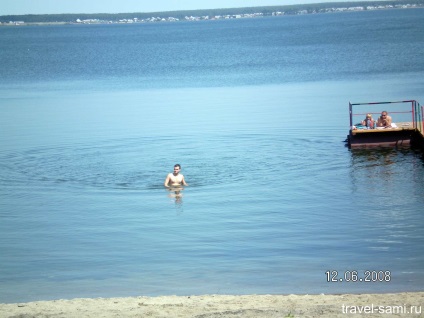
[181,175,188,186]
[164,174,171,187]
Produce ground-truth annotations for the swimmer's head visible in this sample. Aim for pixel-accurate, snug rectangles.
[173,164,181,174]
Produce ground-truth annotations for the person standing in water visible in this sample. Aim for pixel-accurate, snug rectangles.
[164,164,188,188]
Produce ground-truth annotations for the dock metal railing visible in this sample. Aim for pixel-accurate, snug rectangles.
[422,105,424,134]
[414,101,423,134]
[349,100,422,131]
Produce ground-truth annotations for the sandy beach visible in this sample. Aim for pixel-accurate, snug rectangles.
[1,292,423,318]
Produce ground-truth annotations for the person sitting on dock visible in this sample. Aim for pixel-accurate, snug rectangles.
[361,113,375,129]
[376,111,392,128]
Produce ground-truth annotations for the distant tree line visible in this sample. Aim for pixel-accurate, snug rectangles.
[1,0,423,23]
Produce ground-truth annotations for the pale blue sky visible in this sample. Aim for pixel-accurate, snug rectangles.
[2,0,369,15]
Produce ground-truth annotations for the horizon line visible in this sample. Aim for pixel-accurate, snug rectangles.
[2,0,422,17]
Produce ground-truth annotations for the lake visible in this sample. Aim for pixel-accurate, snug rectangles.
[0,8,423,303]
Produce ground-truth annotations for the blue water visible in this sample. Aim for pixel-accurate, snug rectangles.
[1,9,424,303]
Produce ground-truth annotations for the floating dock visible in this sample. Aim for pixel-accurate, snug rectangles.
[347,100,424,148]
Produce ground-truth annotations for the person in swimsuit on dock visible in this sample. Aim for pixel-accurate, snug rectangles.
[376,111,392,128]
[164,164,188,188]
[361,113,375,129]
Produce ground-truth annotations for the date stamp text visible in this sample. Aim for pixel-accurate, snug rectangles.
[325,270,391,282]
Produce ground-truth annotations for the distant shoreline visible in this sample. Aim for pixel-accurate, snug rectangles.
[1,0,423,26]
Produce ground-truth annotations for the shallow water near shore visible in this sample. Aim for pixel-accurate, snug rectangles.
[1,9,424,303]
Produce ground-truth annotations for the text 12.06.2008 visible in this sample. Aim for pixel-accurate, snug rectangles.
[325,270,391,283]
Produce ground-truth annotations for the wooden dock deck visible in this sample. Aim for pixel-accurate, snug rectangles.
[348,123,416,148]
[347,100,424,149]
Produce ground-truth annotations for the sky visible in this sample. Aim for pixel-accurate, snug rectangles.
[2,0,370,16]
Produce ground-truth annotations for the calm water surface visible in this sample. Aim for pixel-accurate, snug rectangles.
[0,9,424,303]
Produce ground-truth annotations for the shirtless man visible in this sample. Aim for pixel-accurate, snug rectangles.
[376,111,392,128]
[164,164,188,188]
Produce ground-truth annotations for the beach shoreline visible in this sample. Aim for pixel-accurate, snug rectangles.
[1,292,423,317]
